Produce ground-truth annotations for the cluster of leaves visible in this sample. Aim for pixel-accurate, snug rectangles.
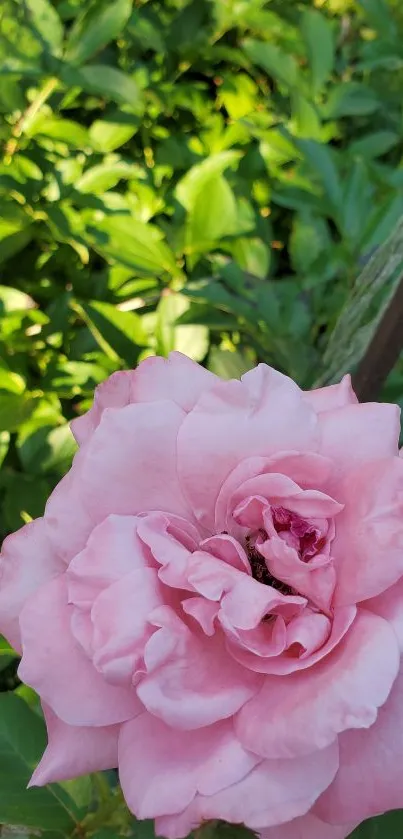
[1,0,403,837]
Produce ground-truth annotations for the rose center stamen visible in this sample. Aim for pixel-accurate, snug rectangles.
[245,533,294,596]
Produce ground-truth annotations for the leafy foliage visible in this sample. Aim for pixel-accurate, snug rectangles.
[1,0,403,836]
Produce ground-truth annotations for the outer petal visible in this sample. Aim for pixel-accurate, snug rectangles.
[30,705,118,785]
[333,457,403,606]
[137,607,261,729]
[178,364,318,529]
[0,518,63,652]
[71,353,217,445]
[318,403,400,480]
[71,370,133,445]
[315,669,403,824]
[304,375,357,414]
[365,578,403,651]
[153,741,339,836]
[118,713,260,820]
[235,609,400,758]
[45,401,192,562]
[130,352,217,412]
[19,576,139,726]
[258,813,356,839]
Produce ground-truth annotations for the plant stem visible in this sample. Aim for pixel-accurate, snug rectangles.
[4,76,58,160]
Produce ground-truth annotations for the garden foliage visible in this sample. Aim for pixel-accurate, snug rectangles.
[1,0,403,836]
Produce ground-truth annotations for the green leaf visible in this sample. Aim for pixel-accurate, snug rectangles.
[323,82,381,119]
[61,63,141,106]
[0,392,37,432]
[89,112,140,152]
[0,285,35,312]
[176,151,241,212]
[4,472,51,530]
[348,131,399,159]
[18,422,77,475]
[23,0,64,56]
[242,39,299,89]
[231,238,270,280]
[64,0,132,66]
[359,0,397,39]
[290,213,328,274]
[301,9,334,94]
[0,635,15,655]
[208,348,253,379]
[27,116,90,148]
[0,431,9,467]
[185,175,238,254]
[76,161,143,194]
[84,214,177,277]
[0,692,78,830]
[349,810,403,837]
[79,299,148,365]
[155,293,209,362]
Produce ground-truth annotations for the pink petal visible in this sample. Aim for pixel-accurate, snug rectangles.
[30,704,118,785]
[71,370,133,445]
[235,608,399,758]
[118,713,260,819]
[137,607,261,729]
[19,576,139,726]
[136,513,199,590]
[365,578,403,651]
[333,457,403,606]
[154,742,339,836]
[71,353,217,446]
[178,364,318,530]
[91,567,164,685]
[45,401,192,562]
[67,515,150,608]
[0,518,64,652]
[305,375,357,414]
[315,668,403,824]
[232,474,343,520]
[258,813,356,839]
[228,605,356,676]
[319,403,400,480]
[131,352,218,412]
[215,454,333,535]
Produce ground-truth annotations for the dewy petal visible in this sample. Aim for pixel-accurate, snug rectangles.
[154,742,339,836]
[91,567,164,685]
[258,813,356,839]
[30,704,118,786]
[67,515,150,608]
[0,518,64,653]
[71,352,217,446]
[315,668,403,824]
[304,375,358,414]
[45,400,192,562]
[178,364,318,530]
[333,457,403,606]
[137,607,261,729]
[235,609,399,759]
[19,576,139,726]
[118,713,260,820]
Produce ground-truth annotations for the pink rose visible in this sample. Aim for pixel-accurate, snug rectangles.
[1,352,403,839]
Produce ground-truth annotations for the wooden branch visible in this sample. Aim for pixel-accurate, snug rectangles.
[352,272,403,402]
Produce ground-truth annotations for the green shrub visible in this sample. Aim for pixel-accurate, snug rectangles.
[0,0,403,540]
